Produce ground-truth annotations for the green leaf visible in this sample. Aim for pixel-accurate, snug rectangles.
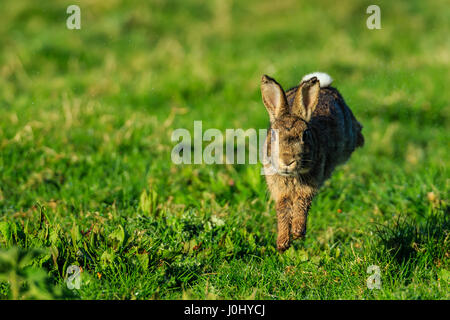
[0,221,11,244]
[139,187,159,216]
[108,225,125,251]
[49,225,61,245]
[50,246,59,269]
[297,250,309,263]
[134,253,149,271]
[100,250,115,268]
[70,223,81,250]
[439,269,450,282]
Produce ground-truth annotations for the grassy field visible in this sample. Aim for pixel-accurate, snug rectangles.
[0,0,448,299]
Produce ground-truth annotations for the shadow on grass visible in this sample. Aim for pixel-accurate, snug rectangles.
[374,206,449,266]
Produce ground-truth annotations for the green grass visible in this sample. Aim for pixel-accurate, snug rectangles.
[0,0,449,299]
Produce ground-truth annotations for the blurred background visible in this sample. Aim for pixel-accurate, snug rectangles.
[1,0,448,204]
[0,0,448,299]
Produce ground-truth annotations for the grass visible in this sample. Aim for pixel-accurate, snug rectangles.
[0,0,449,299]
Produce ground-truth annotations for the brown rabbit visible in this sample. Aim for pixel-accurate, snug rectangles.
[260,72,364,252]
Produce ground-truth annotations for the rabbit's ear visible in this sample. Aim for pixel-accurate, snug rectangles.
[292,77,320,121]
[261,75,288,122]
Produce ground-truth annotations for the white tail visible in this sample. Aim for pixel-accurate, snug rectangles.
[302,72,333,88]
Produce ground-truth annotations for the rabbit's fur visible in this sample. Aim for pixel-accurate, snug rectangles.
[261,73,364,252]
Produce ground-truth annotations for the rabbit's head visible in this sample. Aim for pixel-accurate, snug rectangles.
[261,75,320,176]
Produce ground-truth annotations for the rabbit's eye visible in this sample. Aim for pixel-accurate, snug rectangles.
[303,129,311,141]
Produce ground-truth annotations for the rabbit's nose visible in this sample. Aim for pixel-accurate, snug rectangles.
[279,158,296,170]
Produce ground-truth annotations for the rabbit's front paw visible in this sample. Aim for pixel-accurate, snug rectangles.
[277,234,291,252]
[291,227,306,240]
[291,218,307,240]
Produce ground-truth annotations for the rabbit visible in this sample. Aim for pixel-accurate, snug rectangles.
[260,72,364,252]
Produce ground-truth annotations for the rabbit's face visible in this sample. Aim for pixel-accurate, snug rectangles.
[261,74,321,177]
[269,115,315,176]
